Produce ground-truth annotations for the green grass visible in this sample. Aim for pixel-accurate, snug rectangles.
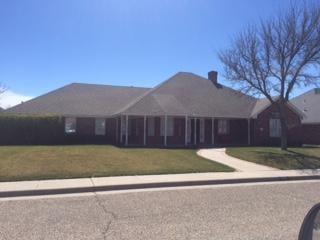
[226,147,320,170]
[0,145,234,182]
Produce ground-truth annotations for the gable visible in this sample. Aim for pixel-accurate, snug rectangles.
[251,98,304,119]
[120,72,257,118]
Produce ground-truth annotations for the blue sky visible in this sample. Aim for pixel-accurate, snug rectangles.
[0,0,314,107]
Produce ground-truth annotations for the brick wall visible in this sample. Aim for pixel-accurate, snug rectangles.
[214,119,248,145]
[253,103,301,146]
[77,118,95,135]
[299,124,320,145]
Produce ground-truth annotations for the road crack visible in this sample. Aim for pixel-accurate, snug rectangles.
[90,178,117,240]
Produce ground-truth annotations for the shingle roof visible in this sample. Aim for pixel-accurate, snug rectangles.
[4,72,262,118]
[291,88,320,123]
[5,83,150,117]
[120,72,257,118]
[250,97,305,119]
[250,98,271,118]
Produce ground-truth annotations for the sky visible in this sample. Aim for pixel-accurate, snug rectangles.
[0,0,316,108]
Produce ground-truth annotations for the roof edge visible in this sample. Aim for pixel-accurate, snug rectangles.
[251,99,305,119]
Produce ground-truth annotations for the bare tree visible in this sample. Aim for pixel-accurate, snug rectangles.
[219,2,320,150]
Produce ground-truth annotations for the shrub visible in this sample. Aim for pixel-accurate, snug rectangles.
[0,115,64,145]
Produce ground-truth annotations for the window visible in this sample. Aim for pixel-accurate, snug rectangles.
[95,118,106,135]
[65,117,76,134]
[218,119,229,135]
[167,117,174,136]
[269,118,281,137]
[147,117,155,136]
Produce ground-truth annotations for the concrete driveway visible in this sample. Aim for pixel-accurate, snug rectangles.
[197,148,278,172]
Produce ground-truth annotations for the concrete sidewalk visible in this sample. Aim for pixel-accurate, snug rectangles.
[197,148,278,172]
[1,169,320,198]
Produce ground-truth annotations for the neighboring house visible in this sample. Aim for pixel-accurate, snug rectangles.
[4,71,316,147]
[291,89,320,145]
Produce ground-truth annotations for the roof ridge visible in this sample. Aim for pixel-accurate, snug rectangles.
[70,82,151,90]
[113,72,182,115]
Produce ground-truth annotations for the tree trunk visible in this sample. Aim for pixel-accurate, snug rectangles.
[278,100,288,150]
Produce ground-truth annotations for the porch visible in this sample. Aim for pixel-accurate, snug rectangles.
[117,115,251,147]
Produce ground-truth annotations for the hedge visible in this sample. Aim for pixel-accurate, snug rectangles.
[0,115,65,145]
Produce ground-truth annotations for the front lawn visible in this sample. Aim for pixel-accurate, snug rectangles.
[226,147,320,170]
[0,145,233,182]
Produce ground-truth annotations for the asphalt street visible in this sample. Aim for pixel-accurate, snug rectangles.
[0,180,320,240]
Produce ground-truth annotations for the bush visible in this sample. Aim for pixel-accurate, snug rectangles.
[0,115,65,145]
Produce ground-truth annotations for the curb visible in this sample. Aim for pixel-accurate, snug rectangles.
[1,174,320,198]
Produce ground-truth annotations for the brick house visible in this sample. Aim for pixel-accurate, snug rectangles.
[4,71,319,147]
[291,89,320,145]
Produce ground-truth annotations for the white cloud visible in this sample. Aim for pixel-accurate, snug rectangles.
[0,91,33,109]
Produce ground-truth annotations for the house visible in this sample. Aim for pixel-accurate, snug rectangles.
[291,88,320,145]
[4,71,316,147]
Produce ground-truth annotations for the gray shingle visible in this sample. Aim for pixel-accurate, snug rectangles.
[6,83,150,117]
[121,72,257,118]
[5,72,266,119]
[291,88,320,123]
[250,98,272,117]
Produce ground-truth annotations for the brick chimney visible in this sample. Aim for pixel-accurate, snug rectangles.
[208,71,218,84]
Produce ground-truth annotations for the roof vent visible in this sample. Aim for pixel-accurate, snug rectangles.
[315,88,320,94]
[208,71,218,84]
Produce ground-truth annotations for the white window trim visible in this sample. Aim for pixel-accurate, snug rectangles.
[269,118,281,138]
[95,118,106,136]
[65,117,76,134]
[218,119,229,135]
